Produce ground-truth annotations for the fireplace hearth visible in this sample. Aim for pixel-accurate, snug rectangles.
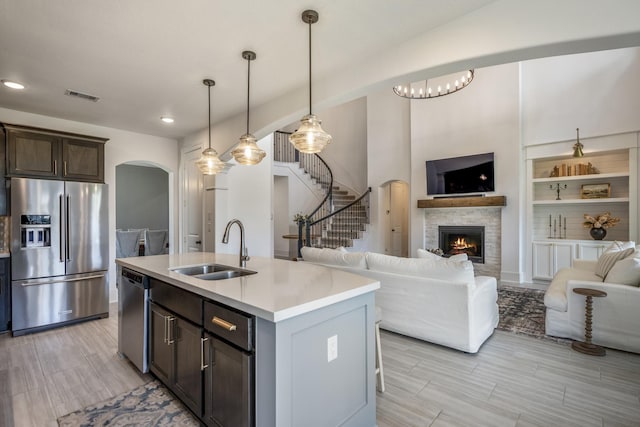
[439,226,485,263]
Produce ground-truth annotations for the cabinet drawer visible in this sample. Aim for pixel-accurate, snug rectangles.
[204,301,253,352]
[150,278,202,325]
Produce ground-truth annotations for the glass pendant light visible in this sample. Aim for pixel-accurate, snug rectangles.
[289,9,332,154]
[232,51,266,165]
[196,79,226,175]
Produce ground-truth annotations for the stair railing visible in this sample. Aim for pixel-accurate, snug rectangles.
[274,131,334,254]
[301,187,371,256]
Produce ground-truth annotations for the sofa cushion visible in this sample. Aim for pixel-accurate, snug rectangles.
[301,247,367,269]
[544,267,601,312]
[605,250,640,286]
[366,252,474,283]
[595,246,635,279]
[417,248,468,262]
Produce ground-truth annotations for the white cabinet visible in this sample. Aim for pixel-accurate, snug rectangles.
[532,241,574,280]
[577,241,608,260]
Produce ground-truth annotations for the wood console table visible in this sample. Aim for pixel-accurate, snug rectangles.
[571,287,607,356]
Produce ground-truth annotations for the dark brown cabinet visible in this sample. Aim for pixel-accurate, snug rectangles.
[149,301,204,417]
[149,278,255,426]
[0,258,10,333]
[203,334,253,427]
[3,124,106,183]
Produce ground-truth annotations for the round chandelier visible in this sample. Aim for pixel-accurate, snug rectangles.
[393,70,475,99]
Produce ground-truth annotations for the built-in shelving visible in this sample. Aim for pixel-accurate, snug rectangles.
[532,197,629,205]
[531,172,629,183]
[525,135,638,283]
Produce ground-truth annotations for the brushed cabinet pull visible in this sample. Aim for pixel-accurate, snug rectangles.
[163,315,168,344]
[211,316,237,331]
[200,337,209,371]
[167,316,176,344]
[64,161,68,176]
[54,160,57,175]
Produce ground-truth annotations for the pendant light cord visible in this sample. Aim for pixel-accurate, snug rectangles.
[308,19,312,115]
[207,84,212,149]
[246,56,251,134]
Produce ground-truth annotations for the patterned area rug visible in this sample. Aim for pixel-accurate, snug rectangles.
[57,380,198,427]
[497,285,548,339]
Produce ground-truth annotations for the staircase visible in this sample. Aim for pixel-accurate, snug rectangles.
[274,131,370,250]
[317,186,369,248]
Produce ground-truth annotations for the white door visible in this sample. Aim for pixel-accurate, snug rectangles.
[182,147,204,252]
[389,181,408,257]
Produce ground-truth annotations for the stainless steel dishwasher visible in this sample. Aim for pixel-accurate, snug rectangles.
[118,267,150,373]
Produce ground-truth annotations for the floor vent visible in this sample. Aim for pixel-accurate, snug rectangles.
[64,89,100,102]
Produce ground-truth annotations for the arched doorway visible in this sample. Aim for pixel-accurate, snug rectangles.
[115,162,170,254]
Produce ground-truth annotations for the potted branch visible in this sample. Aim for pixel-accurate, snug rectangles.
[583,212,620,240]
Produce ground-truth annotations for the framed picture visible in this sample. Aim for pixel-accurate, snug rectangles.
[581,183,611,199]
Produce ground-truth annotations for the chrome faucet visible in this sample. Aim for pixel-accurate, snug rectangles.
[222,219,250,268]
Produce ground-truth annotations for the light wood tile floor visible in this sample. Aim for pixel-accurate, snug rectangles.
[1,303,639,426]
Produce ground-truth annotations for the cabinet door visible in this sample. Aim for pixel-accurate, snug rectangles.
[173,316,204,417]
[7,130,61,178]
[0,259,10,332]
[553,242,574,272]
[149,302,173,385]
[577,242,607,260]
[204,334,253,427]
[62,138,104,182]
[532,242,554,280]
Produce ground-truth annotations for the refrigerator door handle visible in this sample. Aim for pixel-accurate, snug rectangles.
[59,194,64,263]
[65,195,70,261]
[18,274,106,287]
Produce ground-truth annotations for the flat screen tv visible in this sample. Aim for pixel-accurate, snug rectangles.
[426,152,495,196]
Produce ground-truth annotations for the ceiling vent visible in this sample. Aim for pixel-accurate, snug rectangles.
[64,89,100,102]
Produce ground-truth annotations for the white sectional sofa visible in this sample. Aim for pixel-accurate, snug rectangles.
[544,241,640,353]
[300,247,499,353]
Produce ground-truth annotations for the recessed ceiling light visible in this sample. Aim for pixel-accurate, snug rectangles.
[160,116,174,124]
[2,79,25,90]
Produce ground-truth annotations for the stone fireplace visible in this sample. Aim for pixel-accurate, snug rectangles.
[439,226,484,263]
[423,202,503,278]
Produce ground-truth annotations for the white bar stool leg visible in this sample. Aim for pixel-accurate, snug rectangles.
[375,308,385,392]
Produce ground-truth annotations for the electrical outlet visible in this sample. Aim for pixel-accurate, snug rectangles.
[327,335,338,362]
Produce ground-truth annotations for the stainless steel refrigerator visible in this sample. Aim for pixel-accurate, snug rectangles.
[10,177,109,335]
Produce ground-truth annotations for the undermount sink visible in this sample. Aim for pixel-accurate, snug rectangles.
[170,263,257,281]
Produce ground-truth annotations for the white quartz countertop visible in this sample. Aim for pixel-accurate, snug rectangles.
[116,252,379,322]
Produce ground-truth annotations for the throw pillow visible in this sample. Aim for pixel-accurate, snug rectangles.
[416,248,443,260]
[416,248,468,262]
[301,247,367,269]
[606,240,636,251]
[605,250,640,286]
[595,247,635,279]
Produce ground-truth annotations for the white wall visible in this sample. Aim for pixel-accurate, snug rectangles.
[0,107,179,302]
[213,135,274,260]
[522,47,640,146]
[365,89,411,253]
[409,63,521,279]
[311,98,368,193]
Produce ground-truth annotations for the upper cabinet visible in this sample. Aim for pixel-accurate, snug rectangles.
[3,124,107,183]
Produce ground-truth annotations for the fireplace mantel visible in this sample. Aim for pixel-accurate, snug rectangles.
[417,195,506,209]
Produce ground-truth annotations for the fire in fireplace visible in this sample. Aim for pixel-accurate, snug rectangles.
[438,226,485,263]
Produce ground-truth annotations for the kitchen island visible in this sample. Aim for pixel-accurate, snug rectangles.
[116,252,379,427]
